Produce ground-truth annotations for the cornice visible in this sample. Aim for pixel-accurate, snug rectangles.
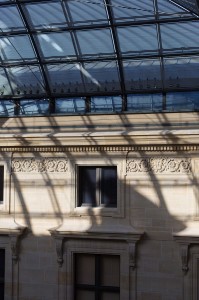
[0,144,199,153]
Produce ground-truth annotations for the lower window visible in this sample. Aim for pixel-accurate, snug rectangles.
[74,253,120,300]
[0,249,5,299]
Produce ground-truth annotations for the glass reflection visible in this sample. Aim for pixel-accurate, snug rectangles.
[19,99,49,115]
[0,100,15,116]
[127,94,163,111]
[91,96,122,112]
[167,91,199,111]
[55,98,85,113]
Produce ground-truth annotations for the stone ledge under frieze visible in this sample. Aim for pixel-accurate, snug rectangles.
[127,158,191,174]
[12,158,68,173]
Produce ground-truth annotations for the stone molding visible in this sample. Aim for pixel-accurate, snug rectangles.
[50,230,143,268]
[0,144,199,153]
[127,158,191,174]
[173,234,199,273]
[12,158,68,173]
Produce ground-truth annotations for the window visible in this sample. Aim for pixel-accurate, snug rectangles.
[0,166,4,204]
[0,249,5,300]
[74,253,120,300]
[78,166,117,207]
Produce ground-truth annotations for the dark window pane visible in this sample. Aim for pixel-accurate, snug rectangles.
[0,249,5,300]
[0,166,4,203]
[75,254,95,285]
[101,167,117,207]
[79,167,96,206]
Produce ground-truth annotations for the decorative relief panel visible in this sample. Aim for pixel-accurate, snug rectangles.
[12,158,68,173]
[127,158,191,174]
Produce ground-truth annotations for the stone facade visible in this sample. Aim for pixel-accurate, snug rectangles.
[1,112,199,299]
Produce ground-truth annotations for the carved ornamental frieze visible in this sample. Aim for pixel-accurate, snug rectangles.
[12,158,68,173]
[127,158,191,174]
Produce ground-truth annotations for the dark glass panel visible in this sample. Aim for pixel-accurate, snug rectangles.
[76,29,114,58]
[127,94,163,111]
[36,32,76,59]
[0,166,4,203]
[47,63,84,94]
[0,5,25,32]
[161,22,199,54]
[101,293,120,300]
[0,249,5,300]
[0,100,15,116]
[18,99,49,115]
[55,98,85,113]
[118,25,158,56]
[67,0,107,25]
[91,96,122,112]
[25,2,67,29]
[0,35,36,62]
[101,255,120,287]
[6,66,45,96]
[166,91,199,111]
[123,59,162,91]
[79,167,96,206]
[76,290,95,300]
[83,61,120,94]
[164,57,199,89]
[75,254,95,285]
[157,0,191,18]
[101,167,117,207]
[112,0,155,22]
[170,0,199,15]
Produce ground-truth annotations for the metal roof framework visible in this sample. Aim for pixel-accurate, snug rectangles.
[0,0,199,114]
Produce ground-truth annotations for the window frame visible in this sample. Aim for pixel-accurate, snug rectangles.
[0,161,10,211]
[74,253,120,300]
[78,165,117,208]
[70,159,125,218]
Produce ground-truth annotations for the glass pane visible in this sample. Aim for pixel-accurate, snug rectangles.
[161,22,199,54]
[0,5,25,32]
[47,64,84,94]
[166,91,199,111]
[18,99,49,115]
[164,57,199,89]
[77,29,114,58]
[118,25,158,56]
[55,98,85,114]
[101,167,117,207]
[123,59,162,91]
[75,254,95,285]
[91,96,122,112]
[36,32,76,59]
[127,94,163,111]
[0,100,15,116]
[25,2,67,29]
[101,292,120,300]
[79,167,96,206]
[7,66,45,96]
[170,0,199,15]
[112,0,155,22]
[0,35,36,62]
[67,0,107,25]
[157,0,191,18]
[76,290,95,300]
[0,68,12,95]
[84,61,120,93]
[101,255,120,287]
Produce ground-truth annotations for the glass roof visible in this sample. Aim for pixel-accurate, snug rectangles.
[0,0,199,114]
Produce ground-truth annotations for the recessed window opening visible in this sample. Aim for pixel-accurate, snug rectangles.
[78,166,117,207]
